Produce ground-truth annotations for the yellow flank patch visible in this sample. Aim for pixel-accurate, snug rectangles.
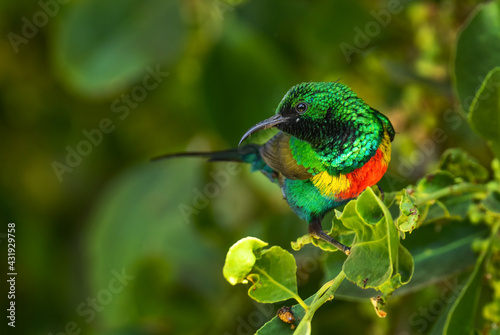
[311,171,351,197]
[380,130,392,166]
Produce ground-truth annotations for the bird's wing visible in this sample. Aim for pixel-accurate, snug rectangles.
[260,132,313,180]
[372,108,395,142]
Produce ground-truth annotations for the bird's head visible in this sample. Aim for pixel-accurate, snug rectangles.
[239,82,371,146]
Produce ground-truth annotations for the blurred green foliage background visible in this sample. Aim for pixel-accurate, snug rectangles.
[0,0,496,334]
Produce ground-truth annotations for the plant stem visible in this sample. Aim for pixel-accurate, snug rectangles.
[293,294,309,311]
[310,270,346,309]
[293,271,346,334]
[312,278,335,304]
[416,183,488,205]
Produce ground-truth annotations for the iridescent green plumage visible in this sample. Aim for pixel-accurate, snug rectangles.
[157,82,395,253]
[271,82,392,175]
[241,82,394,228]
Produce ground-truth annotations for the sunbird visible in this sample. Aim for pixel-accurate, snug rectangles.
[155,82,395,254]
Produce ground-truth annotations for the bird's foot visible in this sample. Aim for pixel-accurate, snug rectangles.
[308,218,351,255]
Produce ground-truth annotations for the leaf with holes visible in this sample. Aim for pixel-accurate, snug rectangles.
[223,238,299,303]
[397,189,419,233]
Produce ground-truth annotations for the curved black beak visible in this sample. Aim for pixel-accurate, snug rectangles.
[238,114,287,146]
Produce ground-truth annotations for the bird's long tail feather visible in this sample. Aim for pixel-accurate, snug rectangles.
[151,144,260,163]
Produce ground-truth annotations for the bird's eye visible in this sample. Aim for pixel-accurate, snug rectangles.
[295,102,308,114]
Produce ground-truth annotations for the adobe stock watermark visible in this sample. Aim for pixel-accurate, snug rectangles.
[7,0,71,54]
[223,244,337,334]
[340,0,412,64]
[296,244,326,285]
[224,300,276,335]
[212,0,235,21]
[177,143,271,224]
[408,277,464,333]
[47,268,135,335]
[178,161,243,224]
[396,72,500,179]
[51,64,169,182]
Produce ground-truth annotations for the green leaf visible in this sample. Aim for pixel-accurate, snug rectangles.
[256,296,314,335]
[453,0,500,111]
[223,239,300,303]
[291,234,313,251]
[469,67,500,158]
[355,189,385,225]
[416,171,455,194]
[482,190,500,214]
[340,199,392,288]
[398,221,488,296]
[257,270,347,334]
[325,221,488,300]
[439,225,498,335]
[291,215,355,253]
[367,244,414,317]
[223,237,268,285]
[423,193,476,224]
[328,215,356,249]
[340,188,411,292]
[53,0,185,97]
[322,251,379,300]
[439,148,489,183]
[376,244,414,294]
[397,189,419,233]
[364,244,414,318]
[413,170,485,224]
[395,244,414,284]
[248,246,300,303]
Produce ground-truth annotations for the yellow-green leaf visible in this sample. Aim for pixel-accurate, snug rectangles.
[223,237,268,285]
